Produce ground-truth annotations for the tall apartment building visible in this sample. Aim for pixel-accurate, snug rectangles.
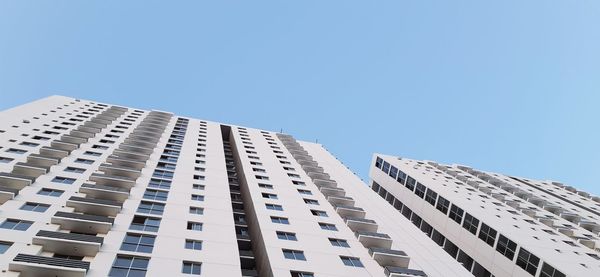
[0,96,470,277]
[370,154,600,277]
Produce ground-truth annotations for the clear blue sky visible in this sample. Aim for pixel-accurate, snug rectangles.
[1,1,598,193]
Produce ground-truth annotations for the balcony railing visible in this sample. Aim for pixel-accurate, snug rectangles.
[9,254,90,277]
[51,211,114,234]
[33,230,103,256]
[67,196,122,216]
[0,186,19,204]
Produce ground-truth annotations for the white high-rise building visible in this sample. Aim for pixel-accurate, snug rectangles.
[370,154,600,277]
[0,96,469,277]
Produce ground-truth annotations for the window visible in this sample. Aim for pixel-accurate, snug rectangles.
[291,271,314,277]
[84,151,101,156]
[516,247,540,275]
[0,219,32,231]
[405,176,416,191]
[262,193,278,199]
[182,261,202,275]
[462,213,479,235]
[382,161,390,173]
[415,183,426,198]
[189,207,204,215]
[425,189,437,206]
[310,210,327,217]
[6,148,27,154]
[496,234,517,260]
[120,233,156,253]
[283,249,306,261]
[149,178,171,189]
[153,170,174,179]
[38,188,63,197]
[75,158,94,164]
[266,204,283,211]
[304,198,319,205]
[143,189,168,201]
[340,256,364,267]
[329,238,350,247]
[64,167,86,173]
[20,141,39,147]
[130,216,161,232]
[192,184,205,190]
[271,216,289,224]
[297,189,312,195]
[448,204,464,224]
[0,156,14,163]
[478,223,497,247]
[185,239,203,250]
[109,255,149,277]
[187,221,203,231]
[319,222,337,231]
[191,194,205,201]
[540,262,566,277]
[375,157,382,169]
[389,166,398,179]
[0,241,13,254]
[258,183,273,189]
[137,201,165,215]
[436,196,450,214]
[276,231,297,241]
[20,202,50,212]
[52,176,76,184]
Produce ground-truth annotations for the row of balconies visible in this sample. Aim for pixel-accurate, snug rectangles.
[277,134,420,276]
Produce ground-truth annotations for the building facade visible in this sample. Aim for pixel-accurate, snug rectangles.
[370,154,600,277]
[0,96,466,277]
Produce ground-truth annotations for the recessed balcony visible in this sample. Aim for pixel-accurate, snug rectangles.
[0,173,34,190]
[327,195,355,206]
[51,141,79,152]
[51,211,114,234]
[99,164,142,179]
[32,230,104,256]
[0,186,19,204]
[320,187,345,197]
[345,217,378,233]
[27,154,60,169]
[356,231,393,249]
[106,155,146,170]
[79,183,130,202]
[384,267,428,277]
[335,205,366,219]
[370,248,410,268]
[12,163,48,179]
[313,179,337,188]
[39,147,69,159]
[89,173,136,189]
[66,196,122,216]
[9,253,90,277]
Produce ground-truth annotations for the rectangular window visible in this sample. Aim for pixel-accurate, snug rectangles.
[185,239,203,250]
[425,189,437,206]
[0,241,13,254]
[187,221,203,231]
[319,222,337,231]
[375,157,383,168]
[109,255,149,277]
[329,238,350,247]
[448,204,464,224]
[84,151,102,156]
[271,216,289,224]
[462,213,480,235]
[340,256,364,267]
[120,233,156,253]
[276,231,297,241]
[149,178,171,189]
[52,176,76,184]
[130,216,161,232]
[6,148,27,154]
[191,194,205,201]
[415,183,426,198]
[258,183,273,189]
[143,189,168,201]
[0,156,14,163]
[189,207,204,215]
[496,234,517,260]
[436,196,450,215]
[64,167,86,173]
[310,210,327,217]
[137,201,165,215]
[75,158,94,164]
[0,219,32,231]
[303,199,319,205]
[405,176,416,191]
[382,161,390,173]
[478,223,498,247]
[389,166,398,179]
[540,262,565,277]
[266,204,283,211]
[297,189,312,195]
[283,249,306,261]
[37,188,63,197]
[192,184,205,190]
[20,202,50,212]
[516,247,540,276]
[262,193,278,199]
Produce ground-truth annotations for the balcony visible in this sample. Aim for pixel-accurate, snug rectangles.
[77,126,101,134]
[112,149,150,161]
[83,121,106,130]
[313,178,337,188]
[106,155,146,170]
[302,165,324,174]
[123,138,156,149]
[335,205,366,219]
[51,211,114,234]
[0,186,19,204]
[9,254,90,277]
[126,134,160,144]
[32,230,103,256]
[119,144,154,155]
[89,173,136,189]
[298,160,319,168]
[12,163,48,179]
[79,183,130,202]
[69,130,95,139]
[39,147,70,159]
[52,141,79,152]
[60,135,88,145]
[356,231,393,249]
[0,173,34,190]
[289,149,309,156]
[320,187,345,197]
[132,130,161,138]
[99,164,142,179]
[67,196,122,216]
[327,195,355,206]
[90,118,111,126]
[27,154,60,169]
[345,217,378,233]
[385,267,428,277]
[370,248,410,268]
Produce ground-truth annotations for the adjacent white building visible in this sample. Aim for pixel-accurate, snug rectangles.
[370,154,600,277]
[0,96,467,277]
